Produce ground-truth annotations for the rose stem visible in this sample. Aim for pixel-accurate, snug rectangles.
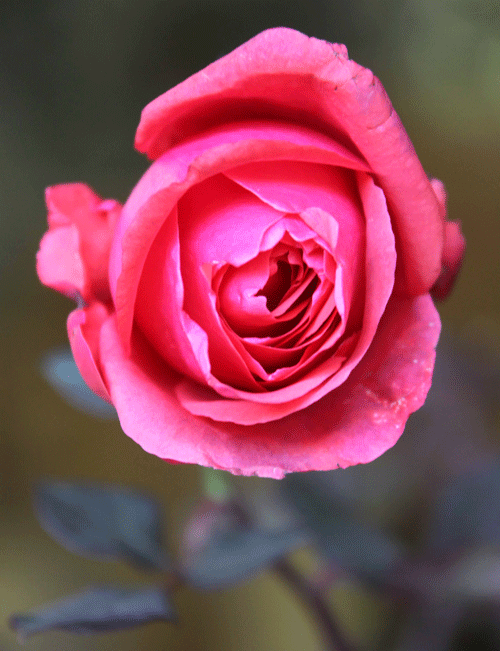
[273,558,358,651]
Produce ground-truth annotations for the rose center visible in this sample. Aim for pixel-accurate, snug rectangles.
[255,257,292,311]
[215,236,325,340]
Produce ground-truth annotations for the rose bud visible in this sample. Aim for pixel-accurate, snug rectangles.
[37,28,465,478]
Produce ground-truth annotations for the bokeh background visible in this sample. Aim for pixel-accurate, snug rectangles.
[1,0,499,649]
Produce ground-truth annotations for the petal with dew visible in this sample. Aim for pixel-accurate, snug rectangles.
[100,295,439,477]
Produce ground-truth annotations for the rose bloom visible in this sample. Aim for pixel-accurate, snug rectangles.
[37,28,464,478]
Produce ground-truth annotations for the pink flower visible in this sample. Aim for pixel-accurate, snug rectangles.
[37,28,465,478]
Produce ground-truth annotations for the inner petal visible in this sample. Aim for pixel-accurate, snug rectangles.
[256,256,292,311]
[137,173,291,392]
[178,173,286,268]
[227,160,365,329]
[215,250,280,337]
[138,164,365,399]
[217,233,325,341]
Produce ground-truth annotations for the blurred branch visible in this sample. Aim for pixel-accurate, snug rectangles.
[273,558,358,651]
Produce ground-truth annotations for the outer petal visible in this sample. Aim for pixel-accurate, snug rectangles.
[431,221,465,300]
[110,120,368,352]
[134,205,207,385]
[98,316,288,474]
[135,27,444,295]
[37,223,86,302]
[99,295,439,477]
[67,303,111,402]
[38,184,121,303]
[429,179,465,300]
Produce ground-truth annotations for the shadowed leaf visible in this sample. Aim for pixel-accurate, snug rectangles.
[9,585,176,638]
[282,473,403,578]
[183,525,309,590]
[34,479,169,570]
[41,347,117,419]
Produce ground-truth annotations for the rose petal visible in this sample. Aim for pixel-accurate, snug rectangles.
[135,27,444,294]
[99,315,286,478]
[226,161,364,325]
[40,184,120,303]
[216,250,278,336]
[430,177,447,220]
[178,174,287,268]
[173,173,392,422]
[178,174,288,390]
[431,220,466,300]
[134,206,207,385]
[429,178,465,300]
[67,303,111,402]
[135,33,355,158]
[110,120,368,352]
[99,295,439,477]
[37,224,86,301]
[225,160,357,216]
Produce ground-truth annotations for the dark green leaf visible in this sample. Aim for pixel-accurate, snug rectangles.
[9,585,176,638]
[282,474,402,578]
[41,347,117,419]
[183,526,309,590]
[34,479,168,570]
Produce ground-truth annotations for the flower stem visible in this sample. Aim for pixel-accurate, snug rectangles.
[273,558,358,651]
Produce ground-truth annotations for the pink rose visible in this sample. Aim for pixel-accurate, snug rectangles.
[37,28,464,478]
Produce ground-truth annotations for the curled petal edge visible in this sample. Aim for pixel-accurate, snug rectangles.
[39,184,121,304]
[67,303,112,402]
[174,172,395,423]
[134,27,445,296]
[98,294,440,478]
[430,180,465,300]
[111,122,369,353]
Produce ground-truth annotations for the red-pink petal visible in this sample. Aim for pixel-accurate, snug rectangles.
[67,303,111,402]
[178,174,289,390]
[37,224,86,301]
[175,173,395,422]
[431,220,466,300]
[226,160,364,324]
[134,205,207,385]
[135,27,444,295]
[39,184,121,303]
[99,316,285,476]
[216,250,277,336]
[429,178,465,300]
[110,121,368,352]
[99,294,439,477]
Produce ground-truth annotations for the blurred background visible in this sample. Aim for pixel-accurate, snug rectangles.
[1,0,499,649]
